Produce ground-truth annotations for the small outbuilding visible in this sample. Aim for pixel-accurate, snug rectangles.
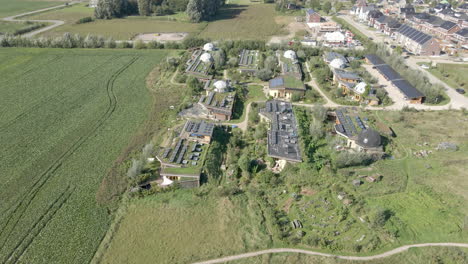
[330,58,347,69]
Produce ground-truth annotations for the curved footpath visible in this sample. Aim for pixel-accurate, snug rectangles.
[193,243,468,264]
[1,1,81,38]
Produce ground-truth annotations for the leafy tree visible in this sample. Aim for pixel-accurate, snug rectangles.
[227,57,238,68]
[186,0,203,22]
[137,0,152,15]
[256,69,273,81]
[264,56,278,72]
[186,76,203,95]
[322,1,332,14]
[212,49,226,69]
[95,0,126,19]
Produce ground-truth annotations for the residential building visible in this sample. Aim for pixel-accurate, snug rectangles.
[238,49,259,75]
[395,24,441,55]
[451,28,468,47]
[185,49,213,81]
[334,109,384,155]
[374,15,401,36]
[306,9,322,24]
[198,91,236,121]
[367,10,384,27]
[268,76,306,99]
[259,100,302,163]
[181,120,215,144]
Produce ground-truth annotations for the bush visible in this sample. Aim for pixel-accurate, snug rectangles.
[76,16,94,24]
[334,151,374,168]
[256,69,273,81]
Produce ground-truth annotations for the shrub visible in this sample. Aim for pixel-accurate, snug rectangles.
[76,17,94,24]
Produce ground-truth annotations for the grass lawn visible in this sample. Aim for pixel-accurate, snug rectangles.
[228,84,266,123]
[199,4,286,40]
[0,0,65,18]
[418,63,468,97]
[0,48,172,263]
[24,3,205,40]
[99,191,274,264]
[284,75,304,89]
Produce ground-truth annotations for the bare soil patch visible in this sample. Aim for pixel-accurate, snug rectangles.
[133,32,188,42]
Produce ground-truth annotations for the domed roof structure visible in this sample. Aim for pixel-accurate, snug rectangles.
[213,80,228,92]
[203,43,215,51]
[200,53,213,63]
[354,82,367,94]
[330,58,346,69]
[284,50,297,60]
[356,129,381,148]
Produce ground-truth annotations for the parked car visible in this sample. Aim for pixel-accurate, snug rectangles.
[384,41,389,45]
[403,55,410,59]
[368,37,374,40]
[420,64,430,69]
[456,88,466,94]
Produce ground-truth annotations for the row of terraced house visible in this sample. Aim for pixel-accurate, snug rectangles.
[352,0,467,55]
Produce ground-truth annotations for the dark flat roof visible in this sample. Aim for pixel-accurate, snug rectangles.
[261,100,302,162]
[392,79,424,99]
[365,54,385,66]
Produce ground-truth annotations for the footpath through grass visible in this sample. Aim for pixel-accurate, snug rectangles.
[0,48,171,263]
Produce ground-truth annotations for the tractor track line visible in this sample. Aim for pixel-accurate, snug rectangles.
[1,186,75,264]
[0,55,119,132]
[0,57,139,249]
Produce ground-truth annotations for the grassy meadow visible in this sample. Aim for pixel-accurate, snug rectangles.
[23,2,286,40]
[24,4,205,39]
[199,4,286,40]
[99,191,274,264]
[0,21,47,35]
[0,0,65,18]
[0,48,172,263]
[420,63,468,97]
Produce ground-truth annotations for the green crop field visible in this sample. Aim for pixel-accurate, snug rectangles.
[199,4,286,40]
[0,48,172,263]
[0,0,65,18]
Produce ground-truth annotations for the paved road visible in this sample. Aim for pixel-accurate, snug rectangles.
[338,14,468,110]
[1,1,82,37]
[193,243,468,264]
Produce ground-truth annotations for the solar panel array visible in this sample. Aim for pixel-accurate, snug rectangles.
[169,139,184,163]
[355,116,366,129]
[269,77,285,88]
[375,65,402,81]
[365,54,424,99]
[397,24,432,45]
[176,144,188,164]
[335,109,357,137]
[239,50,257,66]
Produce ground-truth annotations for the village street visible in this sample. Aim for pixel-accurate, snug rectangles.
[337,14,468,109]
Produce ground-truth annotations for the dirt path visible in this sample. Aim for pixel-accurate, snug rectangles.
[1,1,82,37]
[193,243,468,264]
[222,101,253,132]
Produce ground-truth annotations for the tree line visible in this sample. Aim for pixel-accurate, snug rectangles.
[94,0,224,21]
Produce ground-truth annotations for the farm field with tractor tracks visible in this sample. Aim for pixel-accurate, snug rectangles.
[0,48,173,263]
